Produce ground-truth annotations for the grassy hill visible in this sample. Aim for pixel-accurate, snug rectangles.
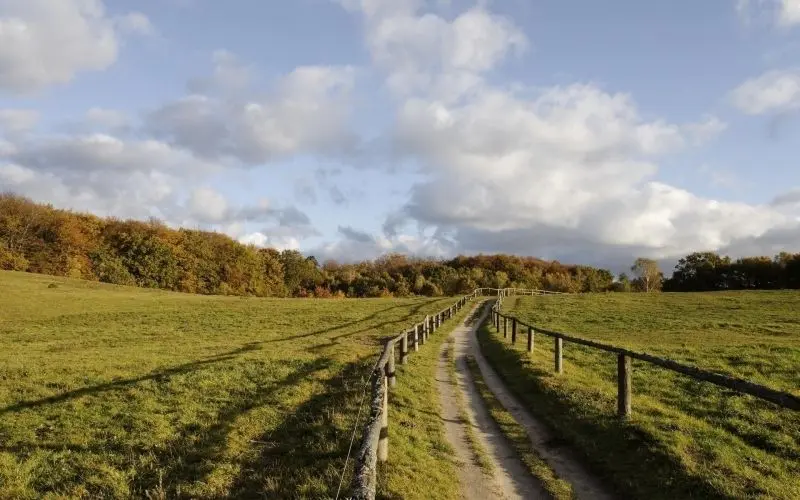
[483,292,800,499]
[0,271,462,498]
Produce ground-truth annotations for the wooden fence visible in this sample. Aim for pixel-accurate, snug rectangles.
[490,296,800,417]
[349,288,555,498]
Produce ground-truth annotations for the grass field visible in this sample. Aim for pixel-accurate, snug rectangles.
[482,292,800,499]
[0,270,461,499]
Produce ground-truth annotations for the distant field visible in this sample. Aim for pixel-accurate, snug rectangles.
[0,271,457,498]
[485,292,800,499]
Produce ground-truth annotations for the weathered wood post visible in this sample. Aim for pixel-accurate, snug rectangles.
[377,378,389,462]
[511,318,517,344]
[618,354,632,418]
[401,332,409,364]
[424,316,430,339]
[555,338,563,374]
[527,326,533,353]
[387,343,396,387]
[503,317,508,338]
[419,323,426,346]
[413,327,419,352]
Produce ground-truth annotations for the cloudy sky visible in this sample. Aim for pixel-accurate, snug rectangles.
[1,0,799,270]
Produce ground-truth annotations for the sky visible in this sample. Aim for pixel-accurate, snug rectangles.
[1,0,800,272]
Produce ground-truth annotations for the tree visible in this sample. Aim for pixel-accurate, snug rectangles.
[630,258,662,292]
[611,273,632,292]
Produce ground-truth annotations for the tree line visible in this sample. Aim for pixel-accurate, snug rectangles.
[0,194,618,297]
[2,195,799,297]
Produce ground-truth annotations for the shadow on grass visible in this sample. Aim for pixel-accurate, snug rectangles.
[130,356,355,498]
[0,343,263,416]
[225,357,373,499]
[306,301,432,353]
[261,300,434,346]
[475,311,731,500]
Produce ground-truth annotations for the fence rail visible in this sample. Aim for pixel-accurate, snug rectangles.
[350,287,548,499]
[490,300,800,415]
[350,287,799,498]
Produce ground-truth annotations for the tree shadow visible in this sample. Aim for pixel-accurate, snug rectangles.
[0,342,263,416]
[476,320,731,500]
[130,356,343,498]
[305,302,432,353]
[224,357,373,499]
[261,299,437,346]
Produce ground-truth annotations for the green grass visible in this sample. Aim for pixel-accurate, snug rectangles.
[377,300,479,500]
[0,270,460,499]
[464,355,573,500]
[479,292,800,500]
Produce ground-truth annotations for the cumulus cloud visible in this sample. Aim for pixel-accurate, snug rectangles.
[0,109,39,133]
[327,0,800,266]
[148,61,358,164]
[115,12,155,37]
[344,0,526,98]
[730,69,800,114]
[0,0,149,93]
[737,0,800,27]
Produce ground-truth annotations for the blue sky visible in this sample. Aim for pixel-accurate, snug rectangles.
[1,0,799,270]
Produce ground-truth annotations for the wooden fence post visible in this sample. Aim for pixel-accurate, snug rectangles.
[618,354,632,418]
[555,338,563,374]
[387,343,396,388]
[527,326,533,353]
[419,323,426,346]
[511,319,517,344]
[424,316,430,339]
[378,378,388,462]
[413,327,419,352]
[401,332,409,364]
[503,317,508,338]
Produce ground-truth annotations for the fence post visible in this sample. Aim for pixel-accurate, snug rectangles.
[555,338,563,374]
[419,323,426,346]
[511,319,517,344]
[387,343,396,388]
[527,326,533,353]
[424,316,430,339]
[378,378,389,462]
[503,317,508,339]
[618,354,632,418]
[413,327,419,352]
[401,332,409,364]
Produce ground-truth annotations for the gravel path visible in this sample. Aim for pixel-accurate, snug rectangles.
[436,303,615,500]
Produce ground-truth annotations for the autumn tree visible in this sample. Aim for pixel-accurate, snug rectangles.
[631,258,662,292]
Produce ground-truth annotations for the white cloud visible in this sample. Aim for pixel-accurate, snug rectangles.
[327,0,800,266]
[684,115,728,144]
[730,69,800,114]
[0,0,122,93]
[116,12,155,37]
[737,0,800,27]
[149,61,358,164]
[85,107,129,129]
[188,187,229,223]
[0,109,39,133]
[782,0,800,25]
[350,2,527,98]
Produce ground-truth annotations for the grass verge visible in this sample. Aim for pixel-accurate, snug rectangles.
[376,301,480,499]
[479,294,800,499]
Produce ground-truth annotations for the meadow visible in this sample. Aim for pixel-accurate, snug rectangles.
[482,292,800,499]
[0,270,461,499]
